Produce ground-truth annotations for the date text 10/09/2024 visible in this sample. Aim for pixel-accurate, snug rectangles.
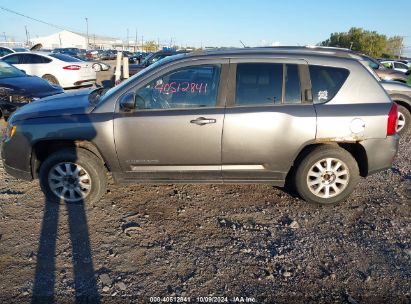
[149,296,256,303]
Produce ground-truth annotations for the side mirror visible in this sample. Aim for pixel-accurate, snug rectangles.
[119,92,136,111]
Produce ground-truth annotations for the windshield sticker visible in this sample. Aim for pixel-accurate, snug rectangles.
[155,82,208,94]
[318,90,329,101]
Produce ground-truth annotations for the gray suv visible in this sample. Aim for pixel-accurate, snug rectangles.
[1,48,399,205]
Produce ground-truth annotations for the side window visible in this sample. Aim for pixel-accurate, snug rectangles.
[394,62,407,69]
[135,65,220,110]
[236,63,283,105]
[2,54,21,65]
[23,54,51,64]
[284,64,302,104]
[309,65,349,104]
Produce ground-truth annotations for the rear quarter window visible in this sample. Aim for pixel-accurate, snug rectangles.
[309,65,349,104]
[49,53,82,62]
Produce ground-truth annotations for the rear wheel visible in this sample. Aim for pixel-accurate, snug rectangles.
[42,74,59,85]
[92,63,102,72]
[39,148,107,204]
[294,146,359,205]
[396,104,410,136]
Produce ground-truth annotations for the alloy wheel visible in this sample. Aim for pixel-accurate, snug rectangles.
[306,158,350,199]
[48,162,92,202]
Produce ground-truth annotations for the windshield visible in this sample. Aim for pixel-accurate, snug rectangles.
[12,48,28,52]
[99,54,186,102]
[359,59,381,81]
[0,60,25,79]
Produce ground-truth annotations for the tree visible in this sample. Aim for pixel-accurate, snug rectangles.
[143,40,158,52]
[320,27,402,58]
[384,36,403,58]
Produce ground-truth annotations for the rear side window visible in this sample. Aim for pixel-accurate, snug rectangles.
[235,63,302,105]
[309,65,349,104]
[23,54,52,64]
[236,63,283,105]
[49,53,82,62]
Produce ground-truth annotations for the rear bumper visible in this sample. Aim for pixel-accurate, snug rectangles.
[360,135,399,175]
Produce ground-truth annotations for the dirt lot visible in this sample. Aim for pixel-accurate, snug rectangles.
[0,68,410,303]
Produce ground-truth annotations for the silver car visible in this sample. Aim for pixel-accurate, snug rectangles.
[1,48,399,205]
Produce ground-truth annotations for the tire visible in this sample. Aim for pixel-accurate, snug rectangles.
[396,104,410,136]
[39,148,107,204]
[294,146,360,205]
[42,74,59,85]
[92,63,102,72]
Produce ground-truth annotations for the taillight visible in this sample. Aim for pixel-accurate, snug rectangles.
[387,103,398,136]
[63,65,81,70]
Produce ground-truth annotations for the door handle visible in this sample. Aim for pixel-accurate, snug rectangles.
[190,117,217,125]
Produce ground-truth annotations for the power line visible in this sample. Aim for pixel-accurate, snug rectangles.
[0,5,81,33]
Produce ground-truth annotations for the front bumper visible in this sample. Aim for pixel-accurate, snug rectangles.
[1,130,33,181]
[360,135,399,176]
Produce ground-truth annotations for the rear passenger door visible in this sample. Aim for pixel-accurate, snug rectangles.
[19,54,51,76]
[222,59,317,183]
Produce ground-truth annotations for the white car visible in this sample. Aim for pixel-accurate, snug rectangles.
[0,52,96,88]
[380,60,410,73]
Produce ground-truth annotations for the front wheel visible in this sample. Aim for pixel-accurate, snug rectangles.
[39,148,107,204]
[294,146,360,205]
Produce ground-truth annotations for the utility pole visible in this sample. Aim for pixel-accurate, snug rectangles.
[135,28,138,52]
[3,32,6,42]
[157,38,160,51]
[25,25,29,46]
[141,35,144,52]
[126,28,129,50]
[85,17,89,49]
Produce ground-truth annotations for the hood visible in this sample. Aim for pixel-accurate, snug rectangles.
[0,75,64,98]
[30,43,42,51]
[376,69,408,82]
[9,89,95,123]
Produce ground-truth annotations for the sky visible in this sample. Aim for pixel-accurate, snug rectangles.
[0,0,410,55]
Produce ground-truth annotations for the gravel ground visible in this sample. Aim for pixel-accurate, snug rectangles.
[0,71,410,303]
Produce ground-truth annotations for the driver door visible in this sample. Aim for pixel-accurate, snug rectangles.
[114,60,229,182]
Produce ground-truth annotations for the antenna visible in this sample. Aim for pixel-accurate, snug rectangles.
[239,40,247,48]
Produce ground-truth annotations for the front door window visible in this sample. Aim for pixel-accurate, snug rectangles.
[135,65,220,110]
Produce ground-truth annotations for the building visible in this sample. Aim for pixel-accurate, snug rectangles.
[29,30,122,50]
